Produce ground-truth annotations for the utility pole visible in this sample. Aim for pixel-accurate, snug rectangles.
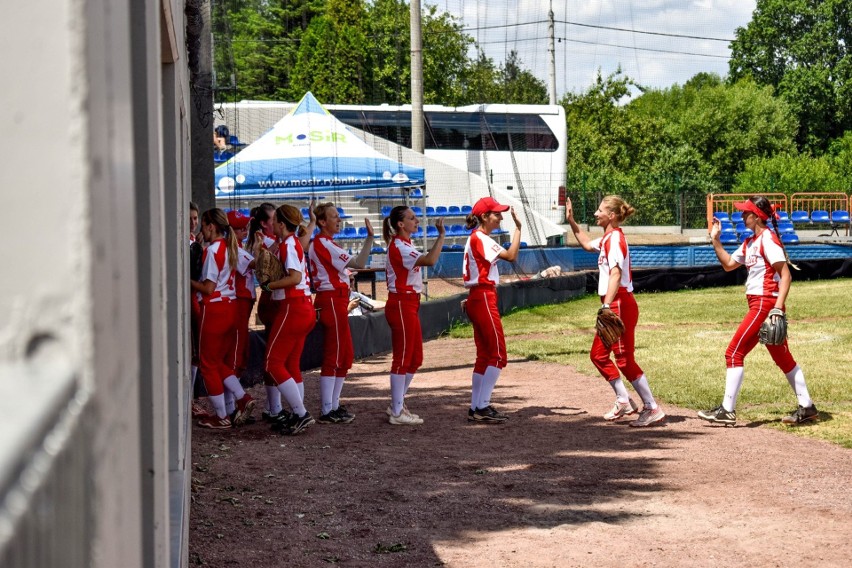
[410,0,424,153]
[548,0,557,104]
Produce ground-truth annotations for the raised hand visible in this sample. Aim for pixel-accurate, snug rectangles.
[510,207,522,229]
[435,217,445,236]
[364,218,374,237]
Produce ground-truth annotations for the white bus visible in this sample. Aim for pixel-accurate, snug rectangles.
[218,101,568,243]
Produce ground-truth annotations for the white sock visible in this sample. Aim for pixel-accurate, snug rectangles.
[208,393,227,419]
[223,375,246,399]
[470,373,483,410]
[629,374,657,409]
[404,373,415,395]
[478,366,501,409]
[265,385,282,414]
[390,374,406,416]
[277,378,306,417]
[723,367,745,412]
[320,375,335,415]
[609,378,630,403]
[224,391,235,415]
[298,381,305,402]
[332,376,346,410]
[784,365,813,408]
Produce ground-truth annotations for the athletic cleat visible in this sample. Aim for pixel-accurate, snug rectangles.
[191,399,211,419]
[316,410,344,424]
[332,405,355,424]
[232,393,255,426]
[197,414,232,430]
[389,411,424,425]
[270,411,295,433]
[278,411,315,435]
[697,405,736,426]
[603,398,639,421]
[386,405,420,420]
[629,406,666,427]
[781,404,819,425]
[262,409,290,423]
[467,408,476,421]
[471,406,508,423]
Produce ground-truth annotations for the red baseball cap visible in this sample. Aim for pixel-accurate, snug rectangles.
[733,200,770,221]
[472,196,510,217]
[227,210,251,229]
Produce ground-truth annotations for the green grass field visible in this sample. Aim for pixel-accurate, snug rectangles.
[449,279,852,447]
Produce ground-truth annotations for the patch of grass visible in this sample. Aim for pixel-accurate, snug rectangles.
[452,279,852,447]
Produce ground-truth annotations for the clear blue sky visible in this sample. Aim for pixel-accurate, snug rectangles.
[433,0,757,98]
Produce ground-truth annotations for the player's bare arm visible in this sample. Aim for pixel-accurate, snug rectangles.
[565,197,595,252]
[498,207,523,262]
[709,218,739,271]
[417,218,445,267]
[348,217,375,269]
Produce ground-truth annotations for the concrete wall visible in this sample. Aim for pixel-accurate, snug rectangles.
[0,1,193,567]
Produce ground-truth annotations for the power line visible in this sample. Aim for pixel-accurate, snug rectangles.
[459,19,734,43]
[474,35,731,59]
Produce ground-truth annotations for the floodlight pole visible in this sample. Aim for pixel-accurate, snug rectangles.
[410,0,430,298]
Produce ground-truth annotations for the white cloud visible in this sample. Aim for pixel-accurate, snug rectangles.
[429,0,756,98]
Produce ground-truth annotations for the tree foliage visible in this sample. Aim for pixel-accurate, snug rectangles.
[729,0,852,152]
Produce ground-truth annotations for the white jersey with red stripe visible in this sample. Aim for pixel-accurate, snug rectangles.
[309,234,352,291]
[589,228,633,296]
[463,230,503,288]
[387,237,423,294]
[731,228,786,297]
[234,247,256,300]
[274,234,311,299]
[197,239,239,303]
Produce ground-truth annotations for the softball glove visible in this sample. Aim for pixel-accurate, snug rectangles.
[759,308,787,345]
[596,307,625,348]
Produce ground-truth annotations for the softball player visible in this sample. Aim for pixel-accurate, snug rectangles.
[309,202,374,424]
[462,196,522,423]
[261,205,317,435]
[698,195,817,426]
[227,210,255,390]
[382,206,446,425]
[565,196,665,427]
[191,208,255,429]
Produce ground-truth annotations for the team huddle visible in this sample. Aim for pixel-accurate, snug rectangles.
[188,194,818,435]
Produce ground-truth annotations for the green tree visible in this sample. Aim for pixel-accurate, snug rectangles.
[421,5,473,105]
[290,0,371,103]
[734,152,847,194]
[365,0,410,104]
[498,50,548,104]
[729,0,852,152]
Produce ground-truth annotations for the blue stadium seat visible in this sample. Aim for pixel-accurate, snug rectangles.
[300,207,309,218]
[357,226,368,238]
[450,243,464,252]
[831,210,850,224]
[426,225,439,238]
[811,210,830,223]
[738,230,753,242]
[735,222,746,234]
[720,233,739,244]
[381,205,392,217]
[337,207,352,219]
[426,206,436,216]
[448,205,461,215]
[449,224,465,236]
[371,246,386,254]
[713,211,730,222]
[411,206,423,216]
[435,206,448,216]
[461,205,472,215]
[777,221,795,234]
[731,211,743,223]
[340,227,357,239]
[519,241,528,248]
[721,221,736,234]
[791,210,810,223]
[410,188,423,198]
[781,233,800,245]
[442,244,453,252]
[776,210,790,222]
[412,227,423,238]
[502,242,511,249]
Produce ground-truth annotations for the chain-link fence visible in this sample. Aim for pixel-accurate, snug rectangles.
[566,173,738,229]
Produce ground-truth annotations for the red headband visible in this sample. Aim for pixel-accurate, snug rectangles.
[734,200,771,221]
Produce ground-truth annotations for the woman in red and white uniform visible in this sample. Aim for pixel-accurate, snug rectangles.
[382,206,445,425]
[565,195,665,427]
[462,196,521,423]
[309,202,374,424]
[191,208,255,429]
[260,204,317,435]
[227,210,255,399]
[698,195,817,426]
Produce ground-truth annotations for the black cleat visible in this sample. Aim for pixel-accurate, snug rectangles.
[697,405,736,426]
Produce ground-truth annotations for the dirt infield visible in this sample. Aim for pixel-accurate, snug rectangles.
[189,334,852,567]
